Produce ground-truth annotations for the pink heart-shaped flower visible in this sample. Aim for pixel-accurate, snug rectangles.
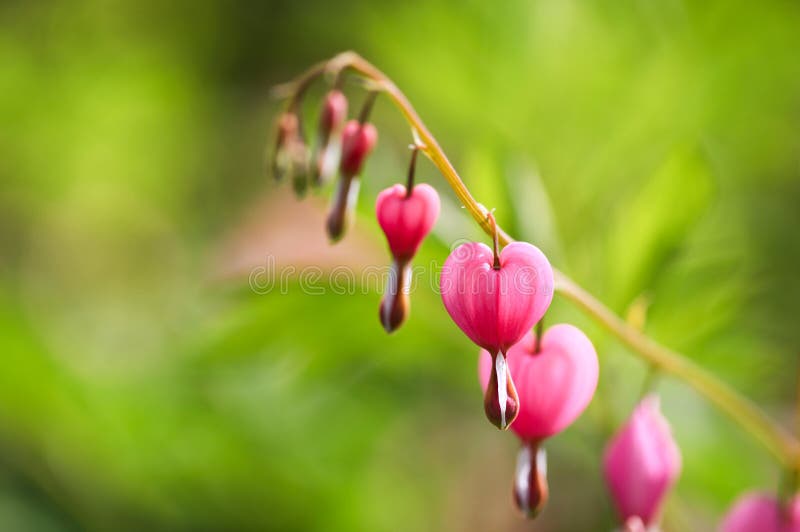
[479,324,599,441]
[376,183,440,262]
[603,395,681,527]
[441,239,553,429]
[441,241,553,354]
[721,492,800,532]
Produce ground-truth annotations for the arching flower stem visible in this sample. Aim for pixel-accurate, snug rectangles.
[276,51,800,468]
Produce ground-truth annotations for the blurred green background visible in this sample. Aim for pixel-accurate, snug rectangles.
[1,0,799,530]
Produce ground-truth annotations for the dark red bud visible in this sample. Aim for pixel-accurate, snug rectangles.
[513,442,549,519]
[483,352,519,430]
[325,175,360,241]
[339,120,378,178]
[379,259,410,333]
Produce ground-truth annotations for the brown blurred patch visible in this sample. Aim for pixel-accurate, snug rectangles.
[213,186,386,280]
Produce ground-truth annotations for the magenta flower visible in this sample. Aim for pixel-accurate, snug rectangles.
[375,181,440,332]
[441,241,553,355]
[603,395,682,527]
[376,183,440,262]
[478,324,598,441]
[441,234,553,429]
[721,492,800,532]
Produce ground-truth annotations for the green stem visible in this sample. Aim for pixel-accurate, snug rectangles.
[281,51,800,467]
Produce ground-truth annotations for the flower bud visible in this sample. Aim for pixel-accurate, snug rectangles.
[376,183,440,263]
[339,120,378,178]
[270,111,311,197]
[313,90,348,185]
[325,175,360,242]
[271,112,299,182]
[379,259,410,333]
[603,395,681,527]
[720,492,800,532]
[289,135,311,198]
[513,442,549,519]
[319,90,348,140]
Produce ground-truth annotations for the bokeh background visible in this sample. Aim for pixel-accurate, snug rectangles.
[2,0,800,530]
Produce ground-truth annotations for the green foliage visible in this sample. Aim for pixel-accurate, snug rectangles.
[1,0,799,530]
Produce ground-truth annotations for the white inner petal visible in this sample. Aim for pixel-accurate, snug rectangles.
[496,354,508,428]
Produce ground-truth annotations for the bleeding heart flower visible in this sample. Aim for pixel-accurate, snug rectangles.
[376,175,440,333]
[603,395,682,528]
[441,224,553,430]
[376,183,440,263]
[478,323,597,519]
[721,492,800,532]
[478,323,599,441]
[441,240,553,354]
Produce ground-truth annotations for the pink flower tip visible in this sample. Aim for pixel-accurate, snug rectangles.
[720,492,800,532]
[603,394,682,527]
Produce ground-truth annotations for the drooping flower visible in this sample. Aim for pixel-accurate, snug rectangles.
[603,395,682,527]
[440,222,553,430]
[478,323,598,518]
[325,119,378,241]
[478,324,599,441]
[720,492,800,532]
[375,176,440,332]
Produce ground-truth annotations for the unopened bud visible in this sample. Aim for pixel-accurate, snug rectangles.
[339,120,378,178]
[319,90,348,141]
[313,90,349,186]
[325,176,360,242]
[289,135,310,198]
[270,112,299,182]
[379,259,410,333]
[483,352,519,430]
